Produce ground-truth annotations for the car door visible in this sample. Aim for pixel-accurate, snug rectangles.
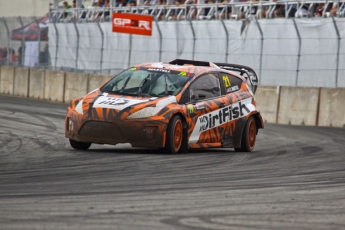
[183,73,228,144]
[219,72,254,147]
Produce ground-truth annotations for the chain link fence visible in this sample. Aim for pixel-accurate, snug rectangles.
[1,1,345,87]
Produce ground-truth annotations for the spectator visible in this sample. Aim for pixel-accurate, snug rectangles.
[39,44,50,67]
[63,1,72,8]
[315,3,325,17]
[127,0,137,6]
[72,0,85,8]
[184,0,197,19]
[97,0,106,7]
[144,0,157,6]
[273,2,285,18]
[273,1,297,18]
[213,0,231,19]
[330,6,338,17]
[17,46,24,66]
[8,48,17,64]
[0,48,7,63]
[295,4,309,18]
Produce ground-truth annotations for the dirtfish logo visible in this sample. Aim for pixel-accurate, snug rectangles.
[198,100,251,132]
[188,98,255,144]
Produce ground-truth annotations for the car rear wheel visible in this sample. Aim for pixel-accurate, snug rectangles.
[235,116,256,152]
[69,139,91,150]
[165,115,184,154]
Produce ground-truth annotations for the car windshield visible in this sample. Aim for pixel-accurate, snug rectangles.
[101,67,192,97]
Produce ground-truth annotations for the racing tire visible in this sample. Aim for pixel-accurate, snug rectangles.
[69,139,91,150]
[165,115,184,154]
[235,116,256,152]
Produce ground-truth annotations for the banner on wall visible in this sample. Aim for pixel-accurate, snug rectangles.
[112,13,153,36]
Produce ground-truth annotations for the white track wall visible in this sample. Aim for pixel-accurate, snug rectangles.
[49,18,345,87]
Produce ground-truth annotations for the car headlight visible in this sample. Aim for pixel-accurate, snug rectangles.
[127,107,163,119]
[127,96,177,119]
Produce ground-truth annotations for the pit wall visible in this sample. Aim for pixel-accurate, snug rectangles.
[1,65,344,128]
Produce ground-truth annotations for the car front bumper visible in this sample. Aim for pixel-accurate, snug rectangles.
[65,110,167,148]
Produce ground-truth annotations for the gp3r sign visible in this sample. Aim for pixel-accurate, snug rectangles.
[112,13,153,36]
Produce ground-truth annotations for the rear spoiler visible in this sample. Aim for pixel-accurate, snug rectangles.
[214,62,259,94]
[169,59,259,94]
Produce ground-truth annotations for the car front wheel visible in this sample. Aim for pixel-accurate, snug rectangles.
[235,116,256,152]
[69,139,91,150]
[165,115,184,154]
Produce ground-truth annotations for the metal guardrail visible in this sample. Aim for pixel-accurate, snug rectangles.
[49,0,345,23]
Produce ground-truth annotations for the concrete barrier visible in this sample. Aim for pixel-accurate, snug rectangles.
[318,87,345,128]
[2,65,345,129]
[88,74,112,92]
[278,86,320,126]
[44,70,65,102]
[0,65,15,95]
[13,67,29,97]
[255,86,280,123]
[29,68,45,99]
[64,72,89,103]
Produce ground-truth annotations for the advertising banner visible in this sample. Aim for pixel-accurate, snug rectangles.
[112,13,153,36]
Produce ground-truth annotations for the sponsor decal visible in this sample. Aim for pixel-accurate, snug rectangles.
[180,72,193,77]
[147,68,171,73]
[195,102,205,110]
[151,63,164,68]
[98,98,130,106]
[112,13,153,36]
[187,105,195,114]
[226,85,239,93]
[197,102,249,132]
[93,96,148,110]
[189,98,255,143]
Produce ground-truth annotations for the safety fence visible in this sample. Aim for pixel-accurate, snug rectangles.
[1,0,345,88]
[47,18,345,87]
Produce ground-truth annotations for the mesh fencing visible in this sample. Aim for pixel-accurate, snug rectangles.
[1,15,345,87]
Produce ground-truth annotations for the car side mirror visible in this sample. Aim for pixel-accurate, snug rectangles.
[197,93,206,99]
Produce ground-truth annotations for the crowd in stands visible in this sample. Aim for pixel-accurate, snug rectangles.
[55,0,342,21]
[0,45,49,67]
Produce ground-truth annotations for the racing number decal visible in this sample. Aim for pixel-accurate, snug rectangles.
[222,75,231,88]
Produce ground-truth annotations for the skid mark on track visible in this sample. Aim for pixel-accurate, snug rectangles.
[0,130,23,154]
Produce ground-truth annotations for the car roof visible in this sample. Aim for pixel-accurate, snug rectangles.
[134,59,257,81]
[134,59,220,76]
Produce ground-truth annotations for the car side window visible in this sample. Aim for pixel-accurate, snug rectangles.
[189,73,221,101]
[221,73,243,93]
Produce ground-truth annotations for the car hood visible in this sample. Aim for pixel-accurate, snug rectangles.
[75,90,178,117]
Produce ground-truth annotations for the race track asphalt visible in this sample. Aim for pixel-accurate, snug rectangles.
[0,95,345,230]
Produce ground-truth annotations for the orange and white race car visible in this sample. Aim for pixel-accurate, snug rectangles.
[65,59,264,153]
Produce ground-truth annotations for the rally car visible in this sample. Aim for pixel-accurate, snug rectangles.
[65,59,264,153]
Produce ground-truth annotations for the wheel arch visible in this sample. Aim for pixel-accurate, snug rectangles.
[233,112,263,148]
[252,112,264,133]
